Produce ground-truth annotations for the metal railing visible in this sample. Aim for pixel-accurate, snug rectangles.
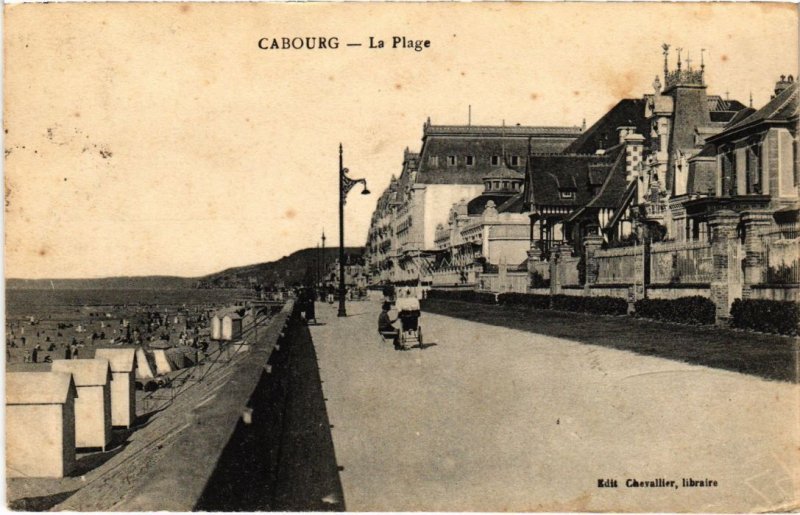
[758,225,800,285]
[650,240,713,284]
[595,246,642,285]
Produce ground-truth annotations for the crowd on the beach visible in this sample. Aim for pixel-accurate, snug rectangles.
[5,306,216,366]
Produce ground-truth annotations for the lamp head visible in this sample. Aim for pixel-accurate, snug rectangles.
[361,188,371,195]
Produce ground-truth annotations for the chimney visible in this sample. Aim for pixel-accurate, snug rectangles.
[624,132,645,181]
[775,74,794,97]
[617,126,636,145]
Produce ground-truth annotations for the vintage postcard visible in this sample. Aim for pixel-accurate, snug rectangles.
[3,1,799,512]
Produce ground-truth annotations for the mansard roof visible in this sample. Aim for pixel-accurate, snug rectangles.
[562,99,651,155]
[584,147,628,209]
[525,148,620,209]
[483,165,524,181]
[467,193,516,215]
[707,96,748,123]
[712,81,799,141]
[497,192,525,214]
[415,123,580,185]
[724,107,757,128]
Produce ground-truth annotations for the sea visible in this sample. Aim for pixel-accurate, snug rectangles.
[5,288,254,317]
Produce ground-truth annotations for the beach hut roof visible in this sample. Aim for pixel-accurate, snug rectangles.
[52,359,112,387]
[213,306,242,318]
[94,348,137,373]
[6,372,77,405]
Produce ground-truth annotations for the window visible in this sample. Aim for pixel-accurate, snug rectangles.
[447,155,456,166]
[559,190,575,200]
[510,156,520,166]
[746,143,761,194]
[491,156,500,166]
[728,149,737,196]
[494,181,501,189]
[429,156,438,167]
[502,181,509,189]
[465,155,475,166]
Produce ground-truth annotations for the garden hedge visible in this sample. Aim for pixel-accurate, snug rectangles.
[425,289,497,304]
[434,290,627,316]
[551,294,628,315]
[633,296,715,325]
[730,298,799,335]
[497,292,551,309]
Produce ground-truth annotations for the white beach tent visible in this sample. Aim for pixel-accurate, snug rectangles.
[135,347,155,379]
[51,359,113,451]
[210,314,222,340]
[6,372,78,478]
[152,349,173,375]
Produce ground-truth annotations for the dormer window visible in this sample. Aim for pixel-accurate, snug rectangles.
[447,155,456,166]
[491,156,500,166]
[559,190,576,200]
[510,156,520,166]
[465,155,475,166]
[429,156,438,166]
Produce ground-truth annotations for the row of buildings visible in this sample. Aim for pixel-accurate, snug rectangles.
[364,46,798,299]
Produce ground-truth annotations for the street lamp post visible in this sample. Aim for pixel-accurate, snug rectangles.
[338,143,370,317]
[321,230,326,282]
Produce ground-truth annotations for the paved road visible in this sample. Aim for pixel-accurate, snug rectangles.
[309,301,798,512]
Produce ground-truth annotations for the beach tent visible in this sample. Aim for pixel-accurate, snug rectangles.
[135,348,155,379]
[94,348,137,428]
[221,313,243,341]
[211,306,243,340]
[152,349,173,375]
[210,314,222,340]
[6,372,78,478]
[51,359,113,450]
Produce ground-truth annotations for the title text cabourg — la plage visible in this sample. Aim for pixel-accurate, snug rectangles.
[258,36,431,52]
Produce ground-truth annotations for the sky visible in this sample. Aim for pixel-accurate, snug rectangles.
[4,2,797,279]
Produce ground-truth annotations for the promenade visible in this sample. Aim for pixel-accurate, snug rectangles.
[309,300,798,512]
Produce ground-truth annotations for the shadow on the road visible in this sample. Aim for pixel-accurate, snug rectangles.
[418,342,438,350]
[271,323,346,511]
[423,299,798,383]
[72,440,129,477]
[8,489,79,511]
[195,317,344,512]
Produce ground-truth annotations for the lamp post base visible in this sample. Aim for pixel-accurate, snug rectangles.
[337,305,347,317]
